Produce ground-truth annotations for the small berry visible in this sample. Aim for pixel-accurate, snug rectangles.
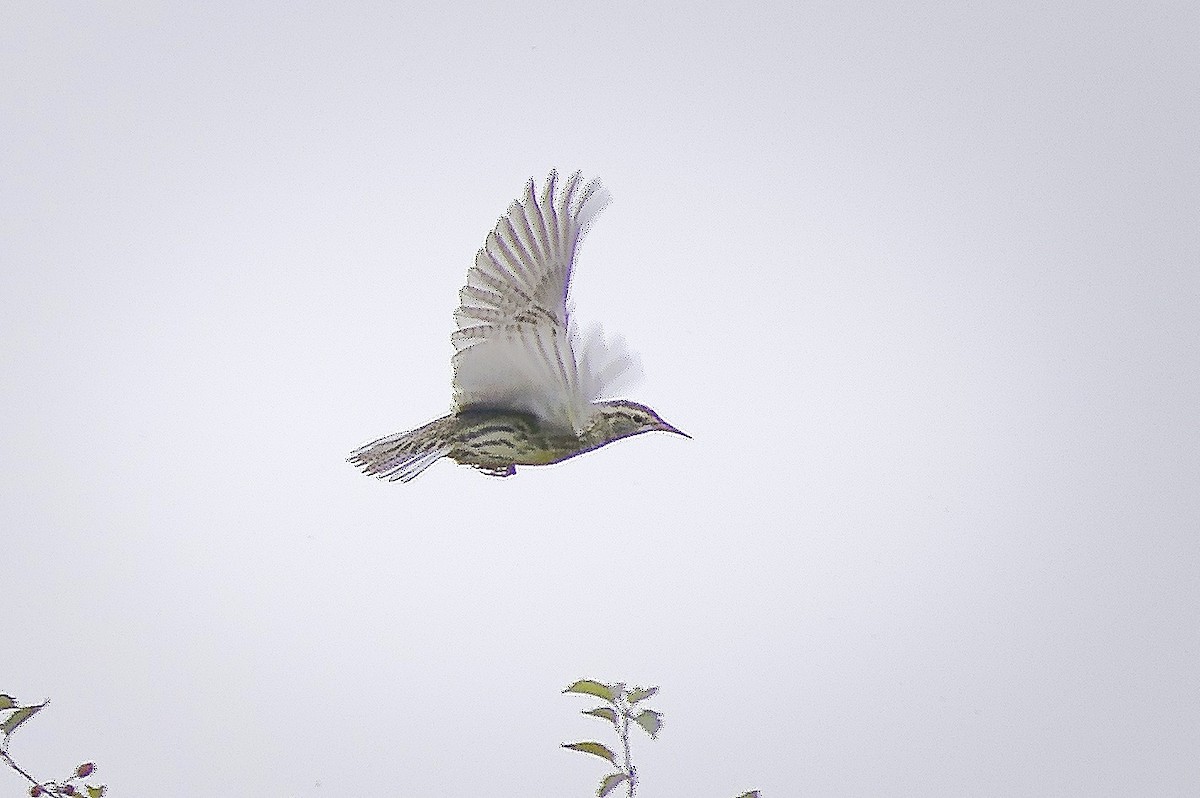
[63,786,76,796]
[76,763,95,778]
[29,786,43,797]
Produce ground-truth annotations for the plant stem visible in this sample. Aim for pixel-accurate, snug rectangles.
[618,694,636,798]
[1,745,48,792]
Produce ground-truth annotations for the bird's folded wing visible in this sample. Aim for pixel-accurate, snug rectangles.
[451,171,616,433]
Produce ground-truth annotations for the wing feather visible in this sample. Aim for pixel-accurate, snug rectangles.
[451,171,623,433]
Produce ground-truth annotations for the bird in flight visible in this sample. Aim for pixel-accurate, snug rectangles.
[348,171,687,482]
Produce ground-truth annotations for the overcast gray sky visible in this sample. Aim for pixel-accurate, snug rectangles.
[3,2,1198,796]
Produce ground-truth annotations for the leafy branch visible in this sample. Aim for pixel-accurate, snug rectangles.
[562,679,758,798]
[0,694,105,797]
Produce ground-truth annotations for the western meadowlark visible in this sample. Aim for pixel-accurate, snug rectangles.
[348,170,687,482]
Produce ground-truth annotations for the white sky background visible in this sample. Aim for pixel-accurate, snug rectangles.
[2,1,1198,795]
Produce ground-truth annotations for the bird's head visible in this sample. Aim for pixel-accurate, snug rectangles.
[591,400,690,444]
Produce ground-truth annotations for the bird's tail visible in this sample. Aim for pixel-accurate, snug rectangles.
[347,416,455,482]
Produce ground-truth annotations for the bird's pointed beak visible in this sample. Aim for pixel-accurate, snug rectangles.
[657,420,691,438]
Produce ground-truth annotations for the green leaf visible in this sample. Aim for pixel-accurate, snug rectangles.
[562,741,616,764]
[626,686,659,704]
[564,680,615,703]
[633,709,663,738]
[598,772,630,797]
[1,700,48,736]
[582,707,618,726]
[0,695,17,711]
[87,787,107,798]
[734,792,761,798]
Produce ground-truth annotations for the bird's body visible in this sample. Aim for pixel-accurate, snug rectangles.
[349,171,685,482]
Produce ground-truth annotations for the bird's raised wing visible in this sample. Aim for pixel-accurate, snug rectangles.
[452,171,633,433]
